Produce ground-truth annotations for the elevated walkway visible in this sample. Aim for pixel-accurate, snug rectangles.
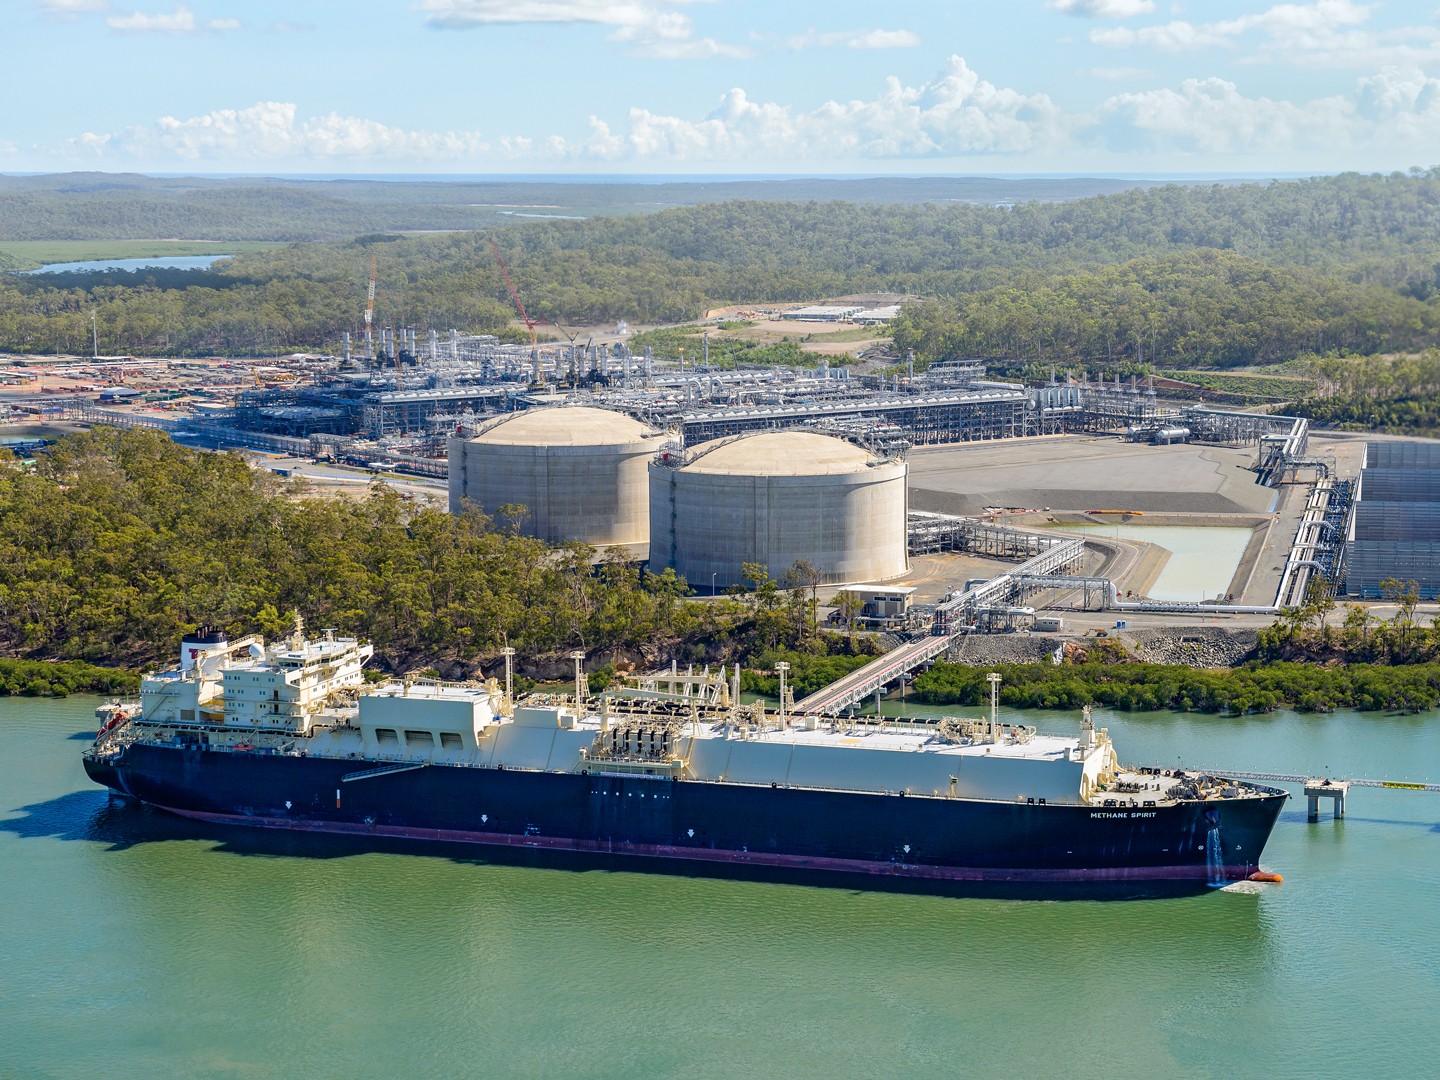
[933,538,1086,630]
[1205,770,1440,820]
[794,632,962,716]
[797,538,1087,716]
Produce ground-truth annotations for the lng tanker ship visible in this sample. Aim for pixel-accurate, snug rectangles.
[83,626,1287,891]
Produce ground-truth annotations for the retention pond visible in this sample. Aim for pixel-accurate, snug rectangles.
[1069,523,1254,602]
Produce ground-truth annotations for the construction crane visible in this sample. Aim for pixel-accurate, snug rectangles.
[487,235,539,353]
[363,252,377,362]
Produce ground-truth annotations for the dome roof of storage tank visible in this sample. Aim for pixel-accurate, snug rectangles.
[681,431,879,476]
[472,406,657,446]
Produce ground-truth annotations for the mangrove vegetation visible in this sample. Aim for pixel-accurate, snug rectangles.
[911,659,1440,715]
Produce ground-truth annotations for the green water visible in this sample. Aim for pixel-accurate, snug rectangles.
[4,696,1438,1079]
[1069,524,1253,602]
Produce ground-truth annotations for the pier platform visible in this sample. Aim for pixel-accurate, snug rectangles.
[1304,778,1349,821]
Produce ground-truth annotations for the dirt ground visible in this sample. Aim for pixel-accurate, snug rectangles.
[700,298,910,361]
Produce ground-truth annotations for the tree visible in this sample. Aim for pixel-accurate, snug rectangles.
[741,562,786,650]
[1342,603,1373,654]
[1302,577,1337,646]
[832,589,864,646]
[1381,577,1421,660]
[782,559,822,643]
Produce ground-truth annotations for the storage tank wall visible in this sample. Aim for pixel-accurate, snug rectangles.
[651,459,908,589]
[446,435,467,515]
[455,441,653,545]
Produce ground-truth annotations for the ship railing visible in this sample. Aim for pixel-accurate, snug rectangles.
[380,676,493,693]
[232,745,1094,804]
[114,721,315,756]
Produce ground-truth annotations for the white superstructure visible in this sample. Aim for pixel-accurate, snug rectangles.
[107,631,1263,810]
[138,623,373,734]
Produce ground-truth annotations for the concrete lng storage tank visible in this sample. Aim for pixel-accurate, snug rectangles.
[649,430,909,589]
[447,406,663,545]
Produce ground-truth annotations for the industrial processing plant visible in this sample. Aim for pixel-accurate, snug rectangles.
[7,312,1416,618]
[1347,441,1440,598]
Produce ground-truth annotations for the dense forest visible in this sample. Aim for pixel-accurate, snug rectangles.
[0,427,692,668]
[888,251,1440,367]
[0,172,1166,250]
[1279,350,1440,434]
[0,428,870,677]
[3,169,1440,364]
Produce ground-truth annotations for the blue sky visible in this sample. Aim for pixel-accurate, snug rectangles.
[5,0,1439,175]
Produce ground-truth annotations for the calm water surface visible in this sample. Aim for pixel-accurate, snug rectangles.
[18,255,231,275]
[1070,524,1254,601]
[3,695,1437,1079]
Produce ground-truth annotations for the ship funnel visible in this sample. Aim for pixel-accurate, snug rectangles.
[181,626,228,675]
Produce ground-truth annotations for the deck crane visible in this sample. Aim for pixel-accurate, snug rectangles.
[487,236,543,383]
[363,252,377,363]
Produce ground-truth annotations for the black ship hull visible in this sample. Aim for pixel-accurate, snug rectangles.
[86,742,1287,892]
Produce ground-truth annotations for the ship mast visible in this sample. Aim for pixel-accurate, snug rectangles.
[500,646,515,716]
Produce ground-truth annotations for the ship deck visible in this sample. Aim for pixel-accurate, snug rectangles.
[94,687,1278,810]
[702,722,1076,759]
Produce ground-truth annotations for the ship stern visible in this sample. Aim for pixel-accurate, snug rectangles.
[82,747,128,796]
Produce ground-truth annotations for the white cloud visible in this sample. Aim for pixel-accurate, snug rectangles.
[38,0,109,18]
[62,101,494,162]
[606,10,749,58]
[1090,20,1231,51]
[107,3,195,32]
[1087,66,1153,80]
[418,0,670,27]
[1098,76,1354,154]
[415,0,744,58]
[788,28,921,50]
[1357,67,1440,141]
[1049,0,1155,16]
[72,131,112,154]
[106,4,241,34]
[1088,0,1440,68]
[47,55,1440,170]
[53,60,1066,167]
[569,56,1069,161]
[844,29,921,49]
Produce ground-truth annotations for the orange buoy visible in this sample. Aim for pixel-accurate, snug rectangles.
[1248,871,1284,884]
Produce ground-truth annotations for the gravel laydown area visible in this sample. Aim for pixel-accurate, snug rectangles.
[950,626,1259,669]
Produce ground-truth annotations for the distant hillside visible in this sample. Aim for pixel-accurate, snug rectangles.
[0,171,1172,242]
[2,169,1439,365]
